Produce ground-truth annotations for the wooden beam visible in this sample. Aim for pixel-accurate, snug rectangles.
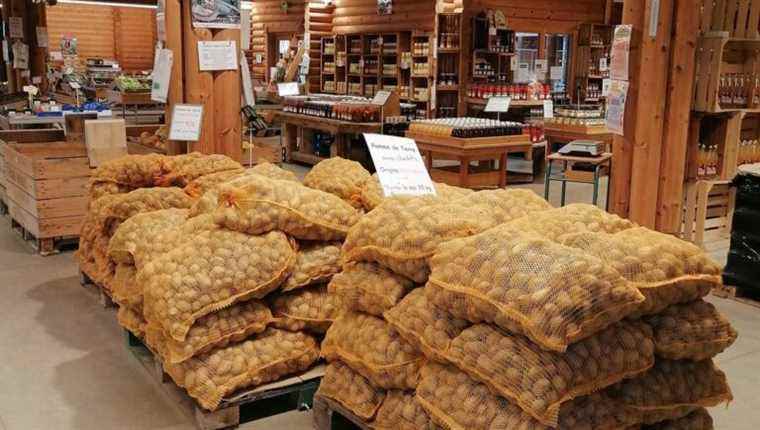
[213,29,242,161]
[181,0,215,154]
[164,0,185,155]
[655,0,700,234]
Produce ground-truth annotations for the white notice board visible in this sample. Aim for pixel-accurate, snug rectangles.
[169,104,204,142]
[198,40,238,71]
[364,133,436,197]
[484,96,511,113]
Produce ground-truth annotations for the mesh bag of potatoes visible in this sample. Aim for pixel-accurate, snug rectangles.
[282,241,342,292]
[607,359,732,425]
[107,209,190,266]
[328,262,414,317]
[156,153,242,187]
[89,153,170,189]
[248,162,300,183]
[99,188,194,234]
[383,289,469,362]
[642,408,713,430]
[271,285,344,334]
[454,189,553,224]
[322,312,424,389]
[343,196,496,283]
[444,321,655,427]
[143,229,295,342]
[644,300,737,361]
[111,263,140,307]
[214,174,362,240]
[183,169,246,198]
[117,305,147,338]
[89,181,136,200]
[316,361,386,421]
[358,174,473,211]
[373,390,439,430]
[144,322,171,363]
[559,228,722,317]
[303,157,371,207]
[163,300,274,364]
[425,225,645,352]
[416,362,642,430]
[505,203,636,242]
[165,328,319,411]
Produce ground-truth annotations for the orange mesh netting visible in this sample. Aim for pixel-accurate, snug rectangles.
[505,203,636,242]
[453,189,552,225]
[271,284,343,334]
[642,408,713,430]
[107,209,189,266]
[183,169,246,198]
[321,312,423,390]
[425,225,644,352]
[328,262,414,317]
[372,390,439,430]
[303,157,371,208]
[282,241,342,292]
[316,361,386,421]
[117,304,146,338]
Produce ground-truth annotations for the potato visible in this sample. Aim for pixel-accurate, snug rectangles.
[282,241,342,292]
[90,153,170,189]
[559,229,721,316]
[328,262,414,316]
[214,174,361,240]
[444,321,654,427]
[156,153,242,187]
[143,230,295,341]
[384,289,469,362]
[271,285,343,334]
[303,157,371,207]
[322,312,423,390]
[426,226,645,352]
[164,328,319,411]
[642,408,713,430]
[607,359,732,425]
[316,361,386,420]
[373,390,438,430]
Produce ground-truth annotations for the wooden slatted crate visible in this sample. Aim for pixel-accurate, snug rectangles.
[693,34,760,113]
[700,0,760,39]
[682,179,737,247]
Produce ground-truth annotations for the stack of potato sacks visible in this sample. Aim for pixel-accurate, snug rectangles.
[320,190,737,429]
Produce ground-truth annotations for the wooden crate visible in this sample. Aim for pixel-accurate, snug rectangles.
[242,135,283,166]
[682,180,736,247]
[699,0,760,39]
[694,35,760,113]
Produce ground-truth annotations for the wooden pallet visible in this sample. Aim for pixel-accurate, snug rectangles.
[78,267,117,309]
[712,284,760,309]
[124,330,323,430]
[312,395,373,430]
[10,213,79,256]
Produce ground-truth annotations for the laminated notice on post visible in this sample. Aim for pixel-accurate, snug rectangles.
[605,80,629,136]
[364,133,436,197]
[169,104,204,142]
[198,40,238,71]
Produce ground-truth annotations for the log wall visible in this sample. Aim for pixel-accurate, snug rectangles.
[332,0,436,34]
[249,0,306,82]
[470,0,606,33]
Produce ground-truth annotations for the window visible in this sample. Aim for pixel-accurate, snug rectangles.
[514,32,539,83]
[545,33,572,93]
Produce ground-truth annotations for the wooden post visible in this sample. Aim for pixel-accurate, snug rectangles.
[29,3,48,92]
[655,0,700,234]
[164,0,185,155]
[213,29,242,161]
[181,0,215,154]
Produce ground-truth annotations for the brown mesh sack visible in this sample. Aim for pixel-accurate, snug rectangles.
[505,203,636,242]
[383,288,469,362]
[117,304,146,338]
[425,225,645,352]
[107,209,189,265]
[112,263,140,307]
[416,362,642,430]
[328,262,415,316]
[454,189,552,224]
[248,162,300,183]
[163,300,273,364]
[359,174,474,211]
[559,229,721,316]
[99,188,194,235]
[143,229,295,341]
[303,157,371,207]
[282,241,342,292]
[642,408,713,430]
[316,361,386,421]
[214,174,362,240]
[445,321,654,427]
[184,169,246,198]
[271,285,344,334]
[157,153,242,187]
[644,300,737,361]
[342,196,495,282]
[373,390,439,430]
[322,312,423,389]
[89,181,135,200]
[607,359,732,425]
[144,322,170,363]
[165,328,319,411]
[89,153,170,188]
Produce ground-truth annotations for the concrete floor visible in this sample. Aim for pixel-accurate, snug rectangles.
[0,178,757,429]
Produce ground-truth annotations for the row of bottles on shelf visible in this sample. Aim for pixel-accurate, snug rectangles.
[413,62,431,76]
[718,73,760,108]
[585,83,604,100]
[439,15,460,49]
[473,61,507,80]
[410,118,524,138]
[438,55,458,86]
[697,144,720,177]
[413,41,430,56]
[323,62,336,74]
[588,54,610,77]
[739,139,760,165]
[467,83,552,101]
[324,42,335,55]
[283,97,381,122]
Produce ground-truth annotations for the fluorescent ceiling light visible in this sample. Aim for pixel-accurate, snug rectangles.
[57,0,157,9]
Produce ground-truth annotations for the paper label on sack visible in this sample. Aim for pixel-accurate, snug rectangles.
[364,133,436,197]
[9,17,23,39]
[198,41,238,71]
[550,66,563,80]
[610,25,632,81]
[605,80,629,135]
[169,104,204,141]
[151,48,173,103]
[36,27,49,48]
[241,51,255,106]
[485,96,510,113]
[277,82,300,96]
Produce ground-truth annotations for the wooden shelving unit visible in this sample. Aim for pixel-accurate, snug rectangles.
[321,37,336,94]
[693,34,760,113]
[573,23,612,103]
[435,13,463,118]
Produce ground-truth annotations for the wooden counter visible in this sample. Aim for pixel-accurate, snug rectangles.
[543,122,613,154]
[407,132,534,188]
[274,111,382,165]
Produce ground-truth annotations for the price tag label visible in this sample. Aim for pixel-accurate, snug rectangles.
[277,82,300,97]
[543,100,554,118]
[372,90,392,105]
[364,133,436,198]
[169,104,204,141]
[485,96,511,113]
[599,57,608,72]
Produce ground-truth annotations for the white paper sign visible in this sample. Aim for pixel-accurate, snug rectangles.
[606,80,629,136]
[277,82,300,96]
[602,78,612,97]
[543,100,554,118]
[240,12,251,50]
[156,13,167,42]
[12,41,29,70]
[9,17,23,39]
[169,104,204,141]
[535,60,548,77]
[599,57,608,72]
[364,133,436,197]
[510,55,518,71]
[550,66,563,81]
[484,96,511,113]
[515,63,532,83]
[372,90,392,106]
[610,25,632,81]
[255,53,263,64]
[50,51,63,61]
[32,76,42,84]
[2,41,8,63]
[198,40,238,71]
[69,81,81,90]
[36,27,48,48]
[151,48,173,103]
[240,51,255,106]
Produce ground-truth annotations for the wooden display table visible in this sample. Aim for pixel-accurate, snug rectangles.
[543,122,613,154]
[0,114,66,130]
[407,132,534,188]
[274,111,382,165]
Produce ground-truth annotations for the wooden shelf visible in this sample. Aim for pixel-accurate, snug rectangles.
[290,151,326,165]
[438,47,460,53]
[437,85,459,91]
[465,97,546,107]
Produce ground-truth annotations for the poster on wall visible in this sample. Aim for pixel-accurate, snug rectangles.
[36,27,49,48]
[12,41,29,70]
[192,0,241,29]
[9,17,23,39]
[610,25,632,82]
[605,80,629,136]
[378,0,392,15]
